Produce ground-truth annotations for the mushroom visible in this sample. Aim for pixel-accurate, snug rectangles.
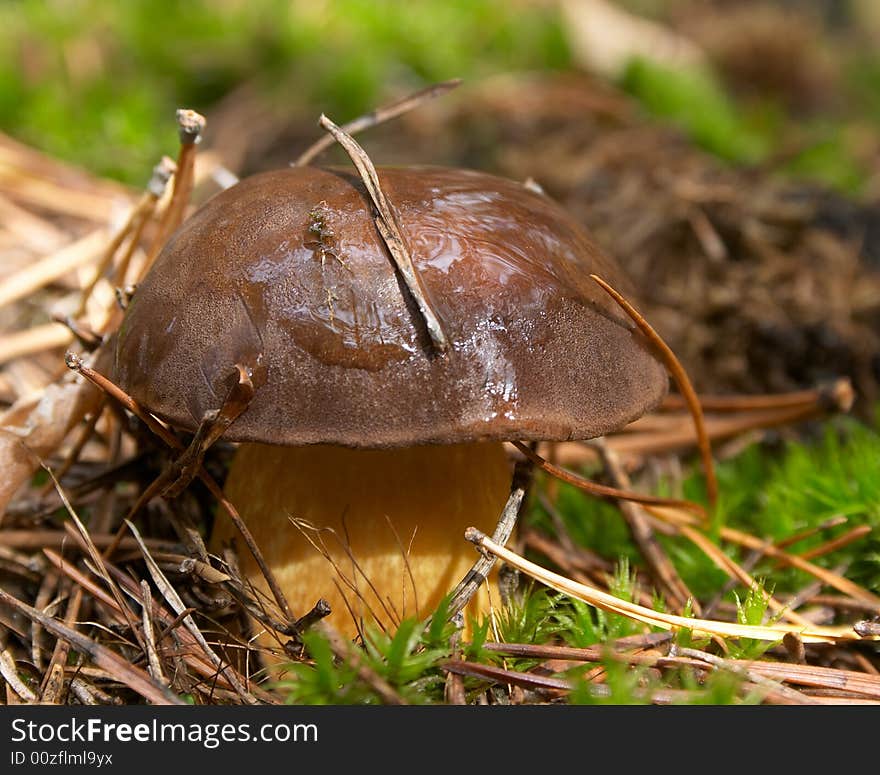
[112,165,667,639]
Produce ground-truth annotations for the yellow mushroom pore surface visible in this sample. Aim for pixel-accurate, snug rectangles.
[215,441,512,638]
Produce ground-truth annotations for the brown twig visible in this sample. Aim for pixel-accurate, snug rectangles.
[467,527,864,642]
[660,379,854,413]
[513,440,706,517]
[75,157,174,317]
[161,363,254,498]
[64,353,295,625]
[446,458,532,622]
[797,525,871,562]
[775,515,850,550]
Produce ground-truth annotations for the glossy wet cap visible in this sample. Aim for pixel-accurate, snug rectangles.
[113,166,667,447]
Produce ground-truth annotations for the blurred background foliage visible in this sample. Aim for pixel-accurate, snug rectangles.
[0,0,570,181]
[2,0,880,194]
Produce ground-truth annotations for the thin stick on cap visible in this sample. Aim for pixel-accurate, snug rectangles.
[319,114,449,353]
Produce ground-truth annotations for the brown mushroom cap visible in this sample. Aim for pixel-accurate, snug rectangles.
[113,165,667,447]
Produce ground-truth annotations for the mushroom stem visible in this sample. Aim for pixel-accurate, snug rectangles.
[215,441,512,640]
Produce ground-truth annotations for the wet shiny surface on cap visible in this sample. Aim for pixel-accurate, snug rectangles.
[114,166,667,446]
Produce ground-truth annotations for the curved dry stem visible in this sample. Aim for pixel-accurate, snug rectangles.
[0,586,182,705]
[289,517,399,638]
[590,273,718,512]
[76,190,157,317]
[513,440,706,518]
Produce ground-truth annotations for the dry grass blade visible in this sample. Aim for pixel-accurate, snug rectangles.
[139,580,168,686]
[590,273,718,510]
[42,549,131,627]
[39,586,83,704]
[319,114,449,352]
[668,520,817,628]
[720,525,880,608]
[290,516,401,635]
[0,228,108,311]
[0,323,72,367]
[466,528,869,643]
[46,466,145,648]
[296,79,462,166]
[124,519,257,704]
[0,587,182,705]
[42,548,263,697]
[30,571,59,671]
